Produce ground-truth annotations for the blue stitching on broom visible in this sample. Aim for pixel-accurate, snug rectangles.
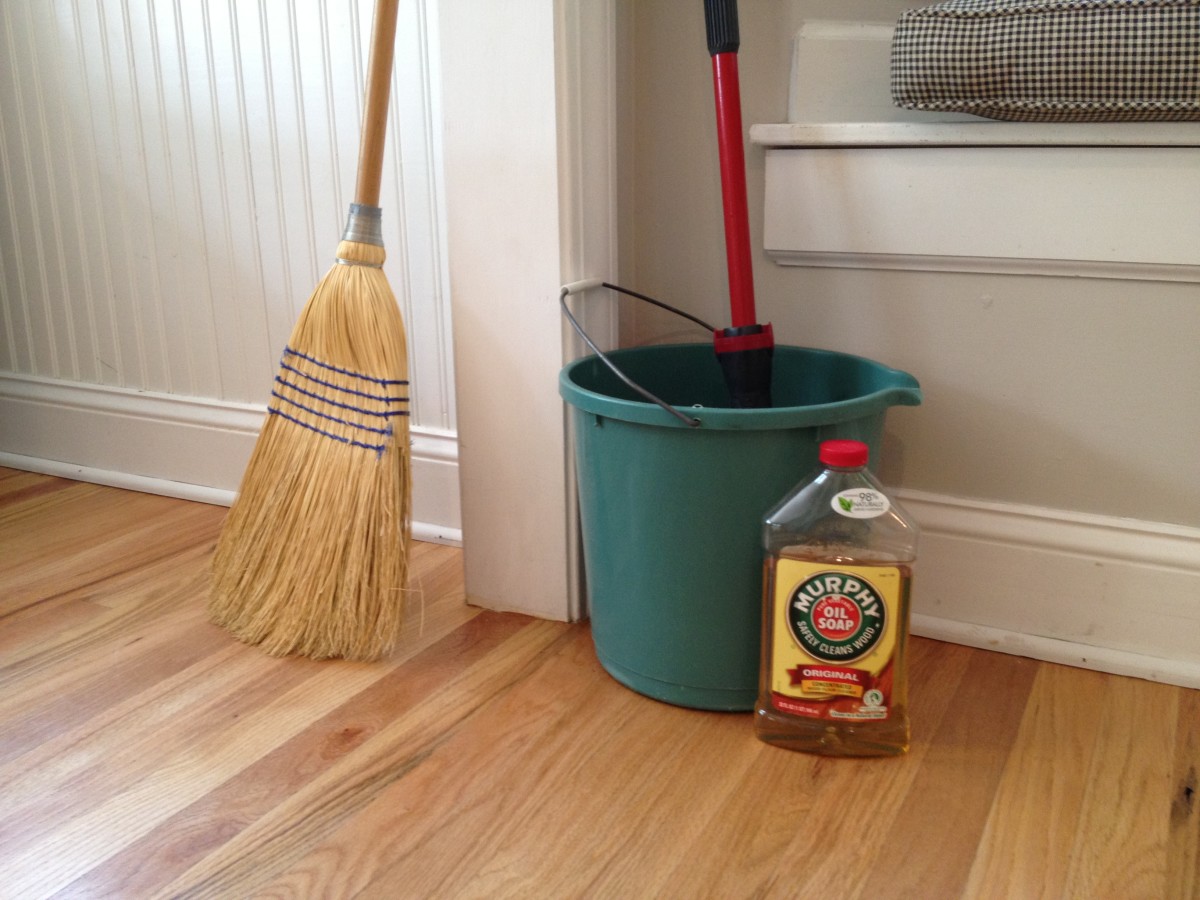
[270,391,394,437]
[279,361,410,406]
[275,375,409,418]
[268,346,409,457]
[267,406,390,457]
[283,346,409,387]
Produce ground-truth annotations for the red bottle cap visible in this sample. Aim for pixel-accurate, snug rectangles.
[819,439,869,468]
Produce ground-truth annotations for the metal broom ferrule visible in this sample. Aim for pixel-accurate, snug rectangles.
[341,203,384,247]
[338,203,385,268]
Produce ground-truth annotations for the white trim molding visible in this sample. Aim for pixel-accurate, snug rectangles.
[901,490,1200,688]
[0,372,461,545]
[758,145,1200,284]
[763,251,1200,285]
[436,0,616,621]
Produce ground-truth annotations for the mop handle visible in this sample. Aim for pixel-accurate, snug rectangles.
[355,0,400,208]
[705,0,756,330]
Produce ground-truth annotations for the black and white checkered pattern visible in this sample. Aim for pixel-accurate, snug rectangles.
[891,0,1200,121]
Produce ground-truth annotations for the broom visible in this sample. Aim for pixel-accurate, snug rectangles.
[209,0,410,661]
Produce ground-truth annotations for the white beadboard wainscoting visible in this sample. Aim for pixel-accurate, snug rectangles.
[0,0,460,539]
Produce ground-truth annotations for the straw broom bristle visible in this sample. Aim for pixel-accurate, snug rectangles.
[209,238,410,661]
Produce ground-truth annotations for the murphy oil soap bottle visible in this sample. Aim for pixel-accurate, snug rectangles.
[755,439,918,756]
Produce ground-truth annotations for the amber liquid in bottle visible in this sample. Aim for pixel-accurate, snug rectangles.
[755,550,913,757]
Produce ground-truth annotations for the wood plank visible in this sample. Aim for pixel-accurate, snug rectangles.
[0,595,111,659]
[1062,675,1181,899]
[0,592,228,767]
[148,618,574,899]
[4,644,408,897]
[55,610,521,900]
[202,624,618,898]
[1169,687,1200,899]
[0,468,78,503]
[1,533,221,665]
[963,663,1111,899]
[1,482,223,613]
[0,642,299,860]
[414,642,726,898]
[652,637,976,899]
[854,649,1040,899]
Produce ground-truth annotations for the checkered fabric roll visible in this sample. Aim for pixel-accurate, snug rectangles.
[891,0,1200,121]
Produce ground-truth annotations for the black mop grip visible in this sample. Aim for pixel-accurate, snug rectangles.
[704,0,740,56]
[715,324,773,409]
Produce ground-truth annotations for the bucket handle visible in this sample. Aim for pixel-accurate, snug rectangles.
[560,281,714,428]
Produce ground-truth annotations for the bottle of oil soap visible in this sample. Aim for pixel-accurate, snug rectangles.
[755,439,918,756]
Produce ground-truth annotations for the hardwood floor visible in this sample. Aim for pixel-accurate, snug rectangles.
[1,466,1196,899]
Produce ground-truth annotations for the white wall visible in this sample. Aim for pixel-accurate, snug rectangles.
[0,0,461,540]
[618,0,1200,684]
[622,0,1200,524]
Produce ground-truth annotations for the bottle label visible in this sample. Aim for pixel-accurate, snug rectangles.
[768,559,903,721]
[831,489,890,519]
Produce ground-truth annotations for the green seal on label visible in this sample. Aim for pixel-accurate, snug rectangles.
[787,571,887,663]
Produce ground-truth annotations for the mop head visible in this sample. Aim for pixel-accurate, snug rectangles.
[210,237,411,661]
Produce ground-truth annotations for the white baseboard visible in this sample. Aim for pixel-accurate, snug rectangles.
[0,373,461,546]
[910,614,1200,689]
[4,373,1198,685]
[900,490,1200,688]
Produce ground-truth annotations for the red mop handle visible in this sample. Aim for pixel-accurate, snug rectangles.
[707,0,772,408]
[707,5,756,330]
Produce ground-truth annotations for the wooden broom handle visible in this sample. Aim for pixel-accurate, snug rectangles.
[354,0,400,208]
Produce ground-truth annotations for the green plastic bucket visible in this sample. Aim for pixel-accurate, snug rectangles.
[559,343,921,711]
